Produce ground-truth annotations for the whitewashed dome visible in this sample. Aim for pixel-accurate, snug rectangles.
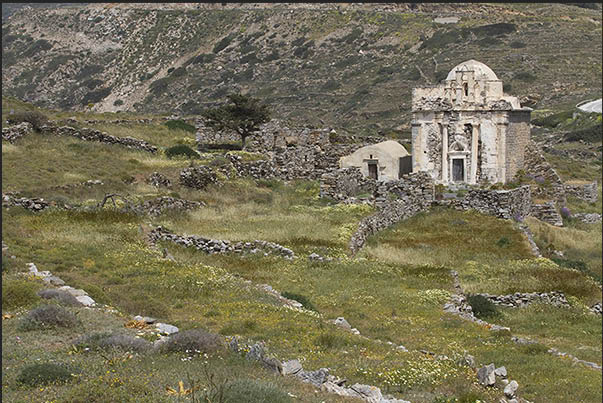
[446,60,498,81]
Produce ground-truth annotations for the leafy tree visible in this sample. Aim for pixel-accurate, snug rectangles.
[202,94,270,146]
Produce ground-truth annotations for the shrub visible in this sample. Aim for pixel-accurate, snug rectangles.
[165,144,199,159]
[6,110,49,130]
[559,206,571,218]
[18,304,80,331]
[213,34,234,53]
[113,99,124,106]
[496,237,510,247]
[514,71,536,83]
[509,40,526,48]
[466,295,499,319]
[563,123,602,143]
[74,332,151,352]
[17,363,75,386]
[281,291,317,311]
[161,328,222,354]
[81,87,112,105]
[164,119,196,133]
[220,378,292,403]
[37,289,82,306]
[2,279,41,310]
[61,375,153,402]
[519,343,550,355]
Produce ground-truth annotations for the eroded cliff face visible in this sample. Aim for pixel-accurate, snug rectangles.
[2,3,602,135]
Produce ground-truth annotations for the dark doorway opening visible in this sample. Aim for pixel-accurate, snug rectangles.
[368,163,378,180]
[399,156,412,178]
[452,158,464,182]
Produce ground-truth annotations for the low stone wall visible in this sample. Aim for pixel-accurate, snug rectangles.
[146,172,172,188]
[572,212,602,224]
[227,154,277,179]
[2,193,49,212]
[530,202,563,226]
[319,167,377,201]
[524,140,566,203]
[348,172,435,253]
[149,226,294,259]
[564,181,598,203]
[446,185,532,221]
[179,166,219,190]
[38,125,158,153]
[474,291,569,308]
[2,122,33,143]
[47,179,104,191]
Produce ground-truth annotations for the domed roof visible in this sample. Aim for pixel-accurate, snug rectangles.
[446,60,498,81]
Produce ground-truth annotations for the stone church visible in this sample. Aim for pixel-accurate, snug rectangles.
[411,60,532,185]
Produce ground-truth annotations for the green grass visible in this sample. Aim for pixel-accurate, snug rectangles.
[2,98,601,402]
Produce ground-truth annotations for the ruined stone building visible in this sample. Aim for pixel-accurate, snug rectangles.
[339,140,411,181]
[411,60,532,185]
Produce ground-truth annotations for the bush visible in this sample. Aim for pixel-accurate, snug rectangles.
[164,119,196,133]
[7,110,49,130]
[37,289,82,306]
[113,99,124,106]
[496,237,510,247]
[165,144,199,159]
[563,123,602,143]
[281,291,317,311]
[18,304,80,331]
[509,40,526,48]
[213,35,234,53]
[220,378,292,403]
[161,328,222,354]
[74,332,151,352]
[466,295,499,319]
[17,363,75,386]
[2,279,41,310]
[519,343,550,355]
[514,71,537,83]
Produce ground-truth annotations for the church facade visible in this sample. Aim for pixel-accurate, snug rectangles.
[411,60,532,185]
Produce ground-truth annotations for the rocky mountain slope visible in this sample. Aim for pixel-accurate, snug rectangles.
[2,3,602,136]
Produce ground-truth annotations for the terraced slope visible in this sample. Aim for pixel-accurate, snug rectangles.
[2,3,602,136]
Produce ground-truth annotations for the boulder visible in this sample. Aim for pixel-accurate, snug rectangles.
[495,366,507,378]
[477,363,496,386]
[282,359,303,375]
[155,323,179,335]
[349,383,383,403]
[75,295,96,306]
[333,316,351,330]
[296,368,329,387]
[504,380,519,398]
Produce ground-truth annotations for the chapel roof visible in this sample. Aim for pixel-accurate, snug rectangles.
[446,60,499,81]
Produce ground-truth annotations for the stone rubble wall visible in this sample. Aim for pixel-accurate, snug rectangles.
[38,125,158,153]
[179,166,220,190]
[523,140,566,202]
[443,185,532,221]
[572,212,602,224]
[138,197,204,217]
[530,202,563,226]
[348,172,435,253]
[2,122,33,143]
[2,193,50,212]
[473,291,569,308]
[47,179,104,192]
[146,172,172,188]
[564,181,598,203]
[375,172,435,208]
[149,226,295,259]
[227,154,278,179]
[319,167,377,201]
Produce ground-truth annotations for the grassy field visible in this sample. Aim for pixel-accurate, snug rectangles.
[2,99,602,402]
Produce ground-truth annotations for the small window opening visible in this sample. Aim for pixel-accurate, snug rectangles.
[369,154,373,159]
[463,82,469,97]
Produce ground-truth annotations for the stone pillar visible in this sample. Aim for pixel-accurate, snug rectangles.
[497,123,507,183]
[441,124,448,183]
[470,124,479,184]
[411,122,422,173]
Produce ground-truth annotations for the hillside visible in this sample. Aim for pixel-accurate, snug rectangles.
[2,2,602,136]
[2,93,602,402]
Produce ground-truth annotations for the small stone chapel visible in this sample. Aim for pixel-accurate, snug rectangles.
[411,60,532,185]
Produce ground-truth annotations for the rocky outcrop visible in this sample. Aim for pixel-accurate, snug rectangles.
[2,122,33,143]
[38,125,158,153]
[149,226,294,259]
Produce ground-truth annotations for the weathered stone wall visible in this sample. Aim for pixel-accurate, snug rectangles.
[2,122,33,143]
[2,193,50,212]
[444,185,532,220]
[564,181,598,203]
[139,197,204,217]
[505,110,531,182]
[195,120,240,145]
[227,154,277,179]
[474,291,569,308]
[523,140,565,202]
[179,166,219,190]
[348,172,435,253]
[530,202,563,226]
[37,125,158,153]
[319,167,377,201]
[146,172,172,188]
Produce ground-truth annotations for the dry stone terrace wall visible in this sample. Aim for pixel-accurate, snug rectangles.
[530,202,563,226]
[564,181,598,204]
[36,125,158,153]
[2,193,50,212]
[149,226,295,259]
[442,185,532,221]
[2,122,33,143]
[473,291,569,308]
